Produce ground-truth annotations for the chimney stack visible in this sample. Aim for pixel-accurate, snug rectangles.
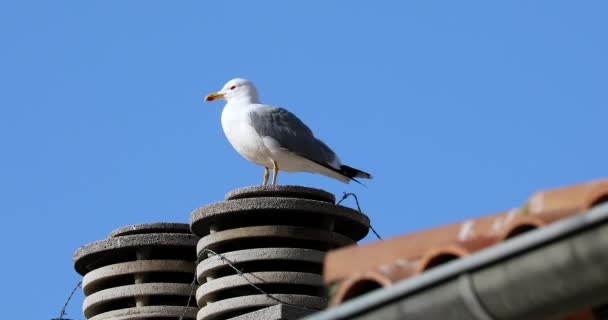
[73,222,199,319]
[190,185,370,320]
[72,186,369,320]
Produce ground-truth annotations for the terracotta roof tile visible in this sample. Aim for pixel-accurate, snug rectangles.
[525,179,608,214]
[324,178,608,317]
[323,210,511,285]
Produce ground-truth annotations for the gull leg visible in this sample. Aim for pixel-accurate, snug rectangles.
[263,167,269,186]
[272,161,279,185]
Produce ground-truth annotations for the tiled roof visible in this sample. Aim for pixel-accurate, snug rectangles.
[324,179,608,319]
[309,201,608,320]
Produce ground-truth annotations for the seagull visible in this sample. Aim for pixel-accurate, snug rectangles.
[205,78,372,186]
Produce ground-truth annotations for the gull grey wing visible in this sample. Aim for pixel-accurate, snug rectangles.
[249,106,338,166]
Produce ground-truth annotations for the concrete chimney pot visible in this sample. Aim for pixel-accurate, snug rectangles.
[190,185,370,320]
[73,222,200,320]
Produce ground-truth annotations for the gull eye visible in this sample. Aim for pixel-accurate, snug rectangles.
[230,85,237,90]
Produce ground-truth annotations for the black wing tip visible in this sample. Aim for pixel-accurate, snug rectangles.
[340,165,373,180]
[306,158,372,184]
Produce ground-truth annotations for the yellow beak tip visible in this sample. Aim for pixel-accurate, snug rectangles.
[205,92,224,102]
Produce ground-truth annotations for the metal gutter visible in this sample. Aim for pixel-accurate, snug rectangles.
[306,203,608,320]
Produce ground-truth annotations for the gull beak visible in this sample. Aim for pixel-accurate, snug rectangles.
[205,92,225,102]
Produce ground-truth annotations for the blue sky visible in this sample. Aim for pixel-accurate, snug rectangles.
[1,1,607,318]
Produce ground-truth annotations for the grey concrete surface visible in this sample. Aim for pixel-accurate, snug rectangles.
[227,304,317,320]
[197,294,326,320]
[83,259,195,295]
[197,271,323,303]
[74,232,197,275]
[89,306,198,320]
[109,222,192,237]
[196,225,354,253]
[196,248,325,283]
[225,185,335,203]
[190,197,369,239]
[84,282,194,318]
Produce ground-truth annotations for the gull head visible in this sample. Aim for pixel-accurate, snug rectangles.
[205,78,260,104]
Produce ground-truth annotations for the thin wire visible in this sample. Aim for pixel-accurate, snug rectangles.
[52,280,82,320]
[178,275,197,320]
[337,192,382,240]
[179,248,319,319]
[205,248,318,311]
